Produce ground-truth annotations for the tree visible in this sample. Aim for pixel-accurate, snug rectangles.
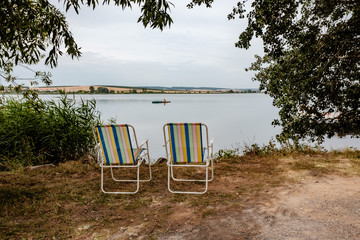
[89,86,95,93]
[97,87,109,93]
[0,0,174,94]
[224,0,359,143]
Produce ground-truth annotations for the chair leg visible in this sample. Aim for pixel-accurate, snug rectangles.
[168,165,209,194]
[147,161,152,181]
[170,160,214,182]
[101,166,140,194]
[145,142,152,181]
[209,158,214,182]
[141,145,152,181]
[110,157,152,182]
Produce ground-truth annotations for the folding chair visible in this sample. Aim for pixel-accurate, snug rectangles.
[93,124,152,194]
[163,123,214,194]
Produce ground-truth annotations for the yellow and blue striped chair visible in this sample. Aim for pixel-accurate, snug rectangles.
[93,124,152,194]
[163,123,214,194]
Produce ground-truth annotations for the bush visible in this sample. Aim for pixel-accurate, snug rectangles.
[215,147,240,159]
[242,140,324,157]
[0,94,101,170]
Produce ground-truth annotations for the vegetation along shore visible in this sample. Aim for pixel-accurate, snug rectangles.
[1,85,260,94]
[1,0,359,239]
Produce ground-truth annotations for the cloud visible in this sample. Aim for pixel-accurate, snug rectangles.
[43,0,264,88]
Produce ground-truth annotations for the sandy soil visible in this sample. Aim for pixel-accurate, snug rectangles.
[154,175,360,240]
[253,175,360,239]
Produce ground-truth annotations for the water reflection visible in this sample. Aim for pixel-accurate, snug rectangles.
[39,94,359,159]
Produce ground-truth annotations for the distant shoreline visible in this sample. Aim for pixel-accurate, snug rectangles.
[23,85,261,94]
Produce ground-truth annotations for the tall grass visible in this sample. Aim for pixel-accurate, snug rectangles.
[0,94,101,170]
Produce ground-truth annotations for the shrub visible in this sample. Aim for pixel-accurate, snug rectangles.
[215,147,240,159]
[0,94,101,170]
[242,140,324,156]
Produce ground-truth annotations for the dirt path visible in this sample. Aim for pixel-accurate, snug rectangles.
[157,175,360,240]
[252,175,360,239]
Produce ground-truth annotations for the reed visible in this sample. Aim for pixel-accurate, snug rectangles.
[0,93,101,170]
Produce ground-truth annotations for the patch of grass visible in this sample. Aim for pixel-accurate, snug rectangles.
[202,208,216,218]
[0,186,46,214]
[350,158,360,166]
[172,194,188,203]
[160,204,173,216]
[123,197,153,210]
[339,148,360,159]
[1,151,359,239]
[292,160,317,170]
[237,186,250,196]
[321,157,340,164]
[148,234,159,240]
[189,197,211,207]
[350,158,360,174]
[218,193,236,199]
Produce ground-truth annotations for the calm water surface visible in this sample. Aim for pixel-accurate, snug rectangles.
[40,94,359,159]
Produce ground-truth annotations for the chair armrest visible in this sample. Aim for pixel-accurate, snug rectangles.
[139,139,149,149]
[210,137,215,147]
[138,140,150,164]
[137,158,144,166]
[209,137,214,158]
[95,143,103,165]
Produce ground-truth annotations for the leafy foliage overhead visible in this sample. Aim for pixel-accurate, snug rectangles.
[0,0,80,70]
[206,0,359,143]
[196,0,359,142]
[2,0,358,143]
[0,0,175,89]
[240,0,359,143]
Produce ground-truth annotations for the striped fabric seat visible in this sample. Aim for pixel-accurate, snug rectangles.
[167,123,205,163]
[95,125,142,165]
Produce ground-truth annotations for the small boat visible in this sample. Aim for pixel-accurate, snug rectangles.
[152,100,171,104]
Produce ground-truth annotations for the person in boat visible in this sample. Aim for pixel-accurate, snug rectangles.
[164,98,166,102]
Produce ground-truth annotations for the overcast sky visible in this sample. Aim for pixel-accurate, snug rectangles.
[24,0,264,88]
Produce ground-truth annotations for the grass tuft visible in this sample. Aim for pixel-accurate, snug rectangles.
[0,94,101,170]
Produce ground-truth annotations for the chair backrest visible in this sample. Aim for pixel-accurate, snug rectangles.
[94,124,136,165]
[165,123,206,163]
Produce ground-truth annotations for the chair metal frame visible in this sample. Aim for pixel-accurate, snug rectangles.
[93,124,152,194]
[163,123,214,194]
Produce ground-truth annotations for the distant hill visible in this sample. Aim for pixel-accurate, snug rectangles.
[113,85,259,92]
[28,85,259,94]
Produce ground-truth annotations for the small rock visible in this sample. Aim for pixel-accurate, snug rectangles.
[78,225,90,230]
[25,164,55,171]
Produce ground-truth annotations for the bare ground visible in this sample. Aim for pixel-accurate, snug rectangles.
[1,152,360,239]
[249,175,360,240]
[153,176,360,240]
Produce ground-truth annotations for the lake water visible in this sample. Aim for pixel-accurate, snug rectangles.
[40,94,359,160]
